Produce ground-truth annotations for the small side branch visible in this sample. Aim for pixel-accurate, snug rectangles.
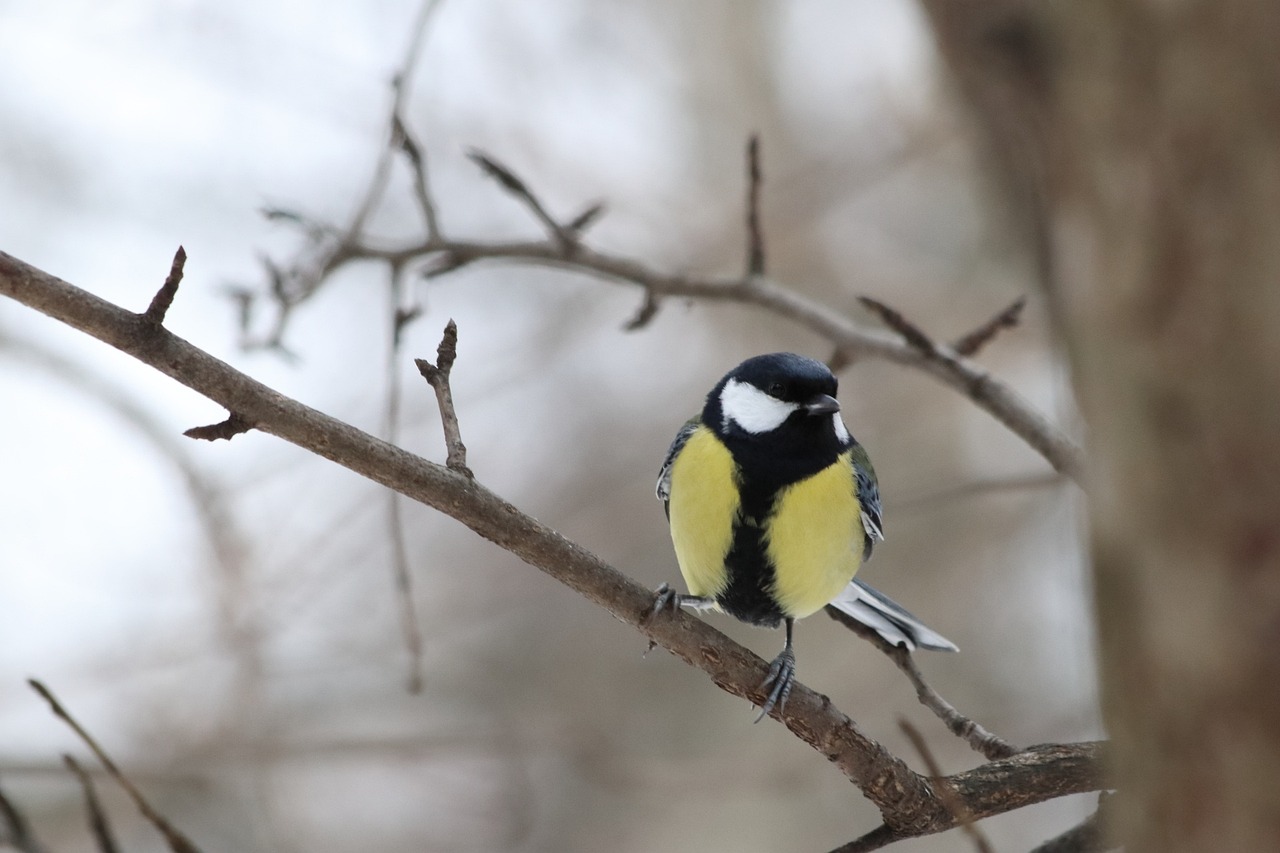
[467,150,574,250]
[0,777,45,853]
[900,719,995,853]
[64,755,120,853]
[858,295,938,357]
[952,296,1026,357]
[415,320,472,477]
[184,411,255,442]
[1029,793,1114,853]
[142,246,187,325]
[826,606,1018,760]
[745,134,766,277]
[28,680,204,853]
[392,113,440,240]
[385,262,426,694]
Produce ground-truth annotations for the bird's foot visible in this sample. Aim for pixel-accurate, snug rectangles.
[651,582,681,617]
[755,647,797,723]
[650,584,714,619]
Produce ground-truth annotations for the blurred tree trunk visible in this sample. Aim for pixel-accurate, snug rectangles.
[923,1,1280,850]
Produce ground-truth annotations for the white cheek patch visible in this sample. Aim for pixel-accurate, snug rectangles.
[833,414,850,444]
[720,379,798,434]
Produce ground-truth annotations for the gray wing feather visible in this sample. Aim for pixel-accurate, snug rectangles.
[656,418,701,514]
[851,444,884,561]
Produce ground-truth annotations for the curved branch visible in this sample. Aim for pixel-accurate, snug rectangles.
[0,250,1101,837]
[312,234,1084,482]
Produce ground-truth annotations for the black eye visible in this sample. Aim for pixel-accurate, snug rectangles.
[767,381,786,397]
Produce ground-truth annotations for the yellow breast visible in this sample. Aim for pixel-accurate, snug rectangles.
[667,426,739,600]
[764,450,864,618]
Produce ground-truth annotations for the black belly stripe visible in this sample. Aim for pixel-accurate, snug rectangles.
[713,434,846,628]
[718,512,785,627]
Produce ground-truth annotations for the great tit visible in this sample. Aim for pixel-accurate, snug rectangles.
[655,352,956,720]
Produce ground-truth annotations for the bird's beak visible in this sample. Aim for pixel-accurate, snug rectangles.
[803,394,840,416]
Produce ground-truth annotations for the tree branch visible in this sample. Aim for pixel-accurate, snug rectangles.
[0,776,45,853]
[142,245,186,325]
[331,233,1083,482]
[826,606,1018,761]
[64,755,120,853]
[28,680,202,853]
[899,719,994,853]
[414,319,471,477]
[0,250,1102,839]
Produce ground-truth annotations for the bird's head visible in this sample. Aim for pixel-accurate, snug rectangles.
[704,353,851,451]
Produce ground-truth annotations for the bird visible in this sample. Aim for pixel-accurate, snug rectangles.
[654,352,956,721]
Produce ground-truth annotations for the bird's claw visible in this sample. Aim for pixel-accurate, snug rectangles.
[755,647,797,723]
[651,582,681,616]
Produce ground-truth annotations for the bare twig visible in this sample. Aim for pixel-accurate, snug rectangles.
[566,202,606,237]
[393,112,440,240]
[385,262,425,693]
[858,295,939,357]
[27,680,203,853]
[64,755,120,853]
[0,776,45,853]
[346,0,443,240]
[2,252,1103,842]
[826,605,1018,760]
[415,319,472,477]
[952,296,1026,357]
[900,719,995,853]
[1029,793,1114,853]
[829,823,902,853]
[745,134,766,277]
[623,287,661,331]
[184,411,255,441]
[142,246,186,324]
[467,149,574,249]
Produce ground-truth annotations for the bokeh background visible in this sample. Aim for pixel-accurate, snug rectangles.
[0,1,1098,850]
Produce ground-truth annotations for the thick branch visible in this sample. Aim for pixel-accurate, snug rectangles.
[0,251,1101,835]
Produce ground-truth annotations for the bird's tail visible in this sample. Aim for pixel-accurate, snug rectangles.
[829,579,958,652]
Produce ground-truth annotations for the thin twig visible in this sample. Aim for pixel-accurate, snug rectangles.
[623,288,660,331]
[858,295,939,357]
[64,755,120,853]
[27,680,204,853]
[566,202,606,237]
[393,112,440,240]
[745,134,766,277]
[952,296,1026,357]
[385,262,426,693]
[346,0,443,240]
[142,246,186,325]
[828,823,902,853]
[184,411,255,441]
[415,320,472,477]
[826,606,1018,760]
[467,149,573,249]
[0,776,45,853]
[1029,793,1114,853]
[900,718,996,853]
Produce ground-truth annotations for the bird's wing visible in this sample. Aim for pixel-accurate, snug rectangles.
[656,417,701,515]
[850,442,884,561]
[829,579,958,652]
